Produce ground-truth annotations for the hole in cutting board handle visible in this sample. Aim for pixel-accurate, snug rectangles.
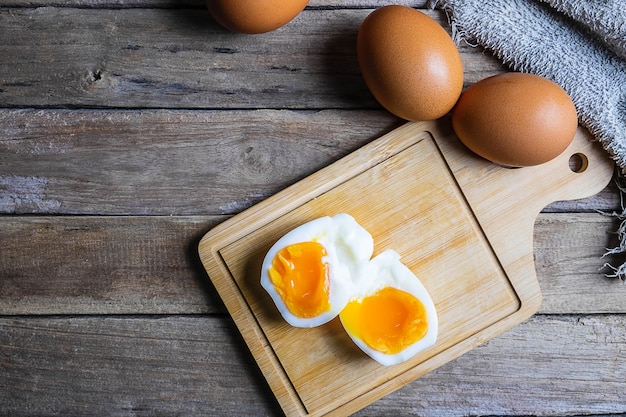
[569,152,589,173]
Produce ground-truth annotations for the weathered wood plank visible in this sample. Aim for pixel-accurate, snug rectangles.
[0,1,431,7]
[0,109,619,216]
[534,213,626,314]
[0,7,505,109]
[0,315,284,416]
[0,109,402,215]
[2,213,625,315]
[0,216,223,315]
[1,314,624,416]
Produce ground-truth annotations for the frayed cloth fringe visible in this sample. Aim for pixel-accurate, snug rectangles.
[599,170,626,281]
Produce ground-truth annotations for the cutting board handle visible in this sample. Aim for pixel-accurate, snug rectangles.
[428,119,614,313]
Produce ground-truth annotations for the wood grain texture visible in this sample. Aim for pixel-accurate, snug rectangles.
[0,109,401,215]
[0,7,505,109]
[2,213,626,316]
[1,315,624,417]
[535,213,626,314]
[0,216,222,315]
[0,316,283,417]
[0,1,431,7]
[0,109,618,215]
[0,1,432,7]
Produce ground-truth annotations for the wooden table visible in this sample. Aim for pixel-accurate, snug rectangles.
[1,1,625,416]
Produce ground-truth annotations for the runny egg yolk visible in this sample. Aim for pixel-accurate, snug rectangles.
[341,287,428,355]
[268,241,331,319]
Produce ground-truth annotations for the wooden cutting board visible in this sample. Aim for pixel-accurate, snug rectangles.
[198,119,613,417]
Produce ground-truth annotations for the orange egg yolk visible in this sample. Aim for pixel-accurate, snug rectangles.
[268,241,331,319]
[341,287,428,355]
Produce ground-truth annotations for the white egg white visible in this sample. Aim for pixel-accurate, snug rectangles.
[260,213,374,328]
[341,249,438,366]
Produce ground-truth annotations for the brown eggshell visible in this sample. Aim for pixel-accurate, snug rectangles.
[206,0,309,34]
[357,5,464,121]
[451,72,578,167]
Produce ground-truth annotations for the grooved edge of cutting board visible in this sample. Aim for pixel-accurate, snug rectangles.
[198,119,614,417]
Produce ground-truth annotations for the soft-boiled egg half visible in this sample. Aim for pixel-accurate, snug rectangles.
[260,213,374,328]
[261,214,438,366]
[339,249,438,366]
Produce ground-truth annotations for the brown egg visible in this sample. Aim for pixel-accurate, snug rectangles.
[357,5,464,121]
[451,72,578,167]
[206,0,309,34]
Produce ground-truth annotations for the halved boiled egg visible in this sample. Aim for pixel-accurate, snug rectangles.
[260,213,374,328]
[261,214,438,366]
[339,249,438,366]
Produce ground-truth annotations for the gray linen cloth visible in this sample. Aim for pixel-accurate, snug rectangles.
[429,0,626,278]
